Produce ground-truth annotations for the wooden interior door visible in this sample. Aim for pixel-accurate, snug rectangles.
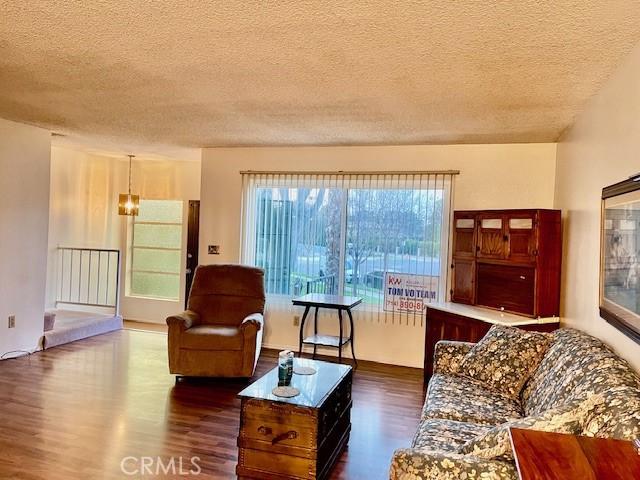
[476,214,507,259]
[185,200,200,308]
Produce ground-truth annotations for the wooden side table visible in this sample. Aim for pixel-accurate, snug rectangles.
[292,293,362,366]
[509,428,640,480]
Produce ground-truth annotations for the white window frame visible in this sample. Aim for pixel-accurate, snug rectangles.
[240,173,454,309]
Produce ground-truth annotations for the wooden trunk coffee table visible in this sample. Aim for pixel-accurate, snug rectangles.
[236,358,353,480]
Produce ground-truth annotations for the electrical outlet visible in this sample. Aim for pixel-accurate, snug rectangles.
[293,315,300,326]
[8,315,15,328]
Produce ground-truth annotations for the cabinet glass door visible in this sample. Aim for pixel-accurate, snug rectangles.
[453,215,476,258]
[507,214,537,262]
[477,216,506,259]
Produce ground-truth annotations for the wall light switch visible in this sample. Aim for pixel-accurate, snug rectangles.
[208,245,220,255]
[8,315,16,328]
[293,315,300,327]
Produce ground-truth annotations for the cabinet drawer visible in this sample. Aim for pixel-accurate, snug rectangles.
[243,398,317,428]
[240,416,316,450]
[238,448,316,479]
[476,264,535,316]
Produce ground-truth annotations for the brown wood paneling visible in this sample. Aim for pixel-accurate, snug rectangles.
[451,258,475,304]
[455,231,475,256]
[476,213,506,260]
[453,211,477,258]
[505,211,538,263]
[518,323,558,334]
[535,209,562,317]
[476,264,535,316]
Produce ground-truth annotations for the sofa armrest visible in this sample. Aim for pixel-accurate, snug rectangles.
[166,310,199,330]
[240,313,264,376]
[240,313,263,333]
[166,310,199,374]
[433,340,474,376]
[389,448,516,480]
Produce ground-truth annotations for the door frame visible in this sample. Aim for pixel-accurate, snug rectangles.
[185,200,200,309]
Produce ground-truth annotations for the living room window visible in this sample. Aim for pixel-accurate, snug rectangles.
[241,172,454,316]
[130,199,183,300]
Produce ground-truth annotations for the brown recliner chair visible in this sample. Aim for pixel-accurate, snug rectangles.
[166,264,265,377]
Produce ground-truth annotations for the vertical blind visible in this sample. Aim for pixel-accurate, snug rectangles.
[240,171,457,326]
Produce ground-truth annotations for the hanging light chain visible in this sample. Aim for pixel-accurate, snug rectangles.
[128,154,135,195]
[118,154,139,216]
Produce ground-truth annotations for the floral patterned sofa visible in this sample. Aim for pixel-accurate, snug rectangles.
[390,328,640,480]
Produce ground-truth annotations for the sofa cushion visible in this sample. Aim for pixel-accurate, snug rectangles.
[521,329,640,415]
[459,394,604,461]
[412,419,491,452]
[181,325,243,350]
[423,374,523,426]
[458,325,551,400]
[433,340,474,376]
[583,385,640,440]
[390,449,517,480]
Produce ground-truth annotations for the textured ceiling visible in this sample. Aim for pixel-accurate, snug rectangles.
[1,1,640,152]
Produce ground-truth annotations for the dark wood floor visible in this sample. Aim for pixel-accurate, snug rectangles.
[0,330,424,479]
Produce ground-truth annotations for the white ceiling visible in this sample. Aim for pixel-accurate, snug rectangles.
[1,1,640,153]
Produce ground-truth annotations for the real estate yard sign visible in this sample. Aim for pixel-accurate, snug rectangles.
[383,272,438,313]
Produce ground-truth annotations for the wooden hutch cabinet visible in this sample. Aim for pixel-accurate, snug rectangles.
[451,209,562,318]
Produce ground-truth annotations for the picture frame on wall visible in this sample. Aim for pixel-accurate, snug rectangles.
[600,174,640,344]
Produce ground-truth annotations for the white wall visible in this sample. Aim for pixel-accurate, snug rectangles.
[0,118,51,357]
[46,148,121,309]
[47,147,200,323]
[555,42,640,372]
[200,144,557,367]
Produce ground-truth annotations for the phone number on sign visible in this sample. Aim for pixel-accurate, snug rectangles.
[385,298,426,312]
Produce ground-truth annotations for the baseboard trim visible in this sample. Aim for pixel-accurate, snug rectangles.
[262,342,421,369]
